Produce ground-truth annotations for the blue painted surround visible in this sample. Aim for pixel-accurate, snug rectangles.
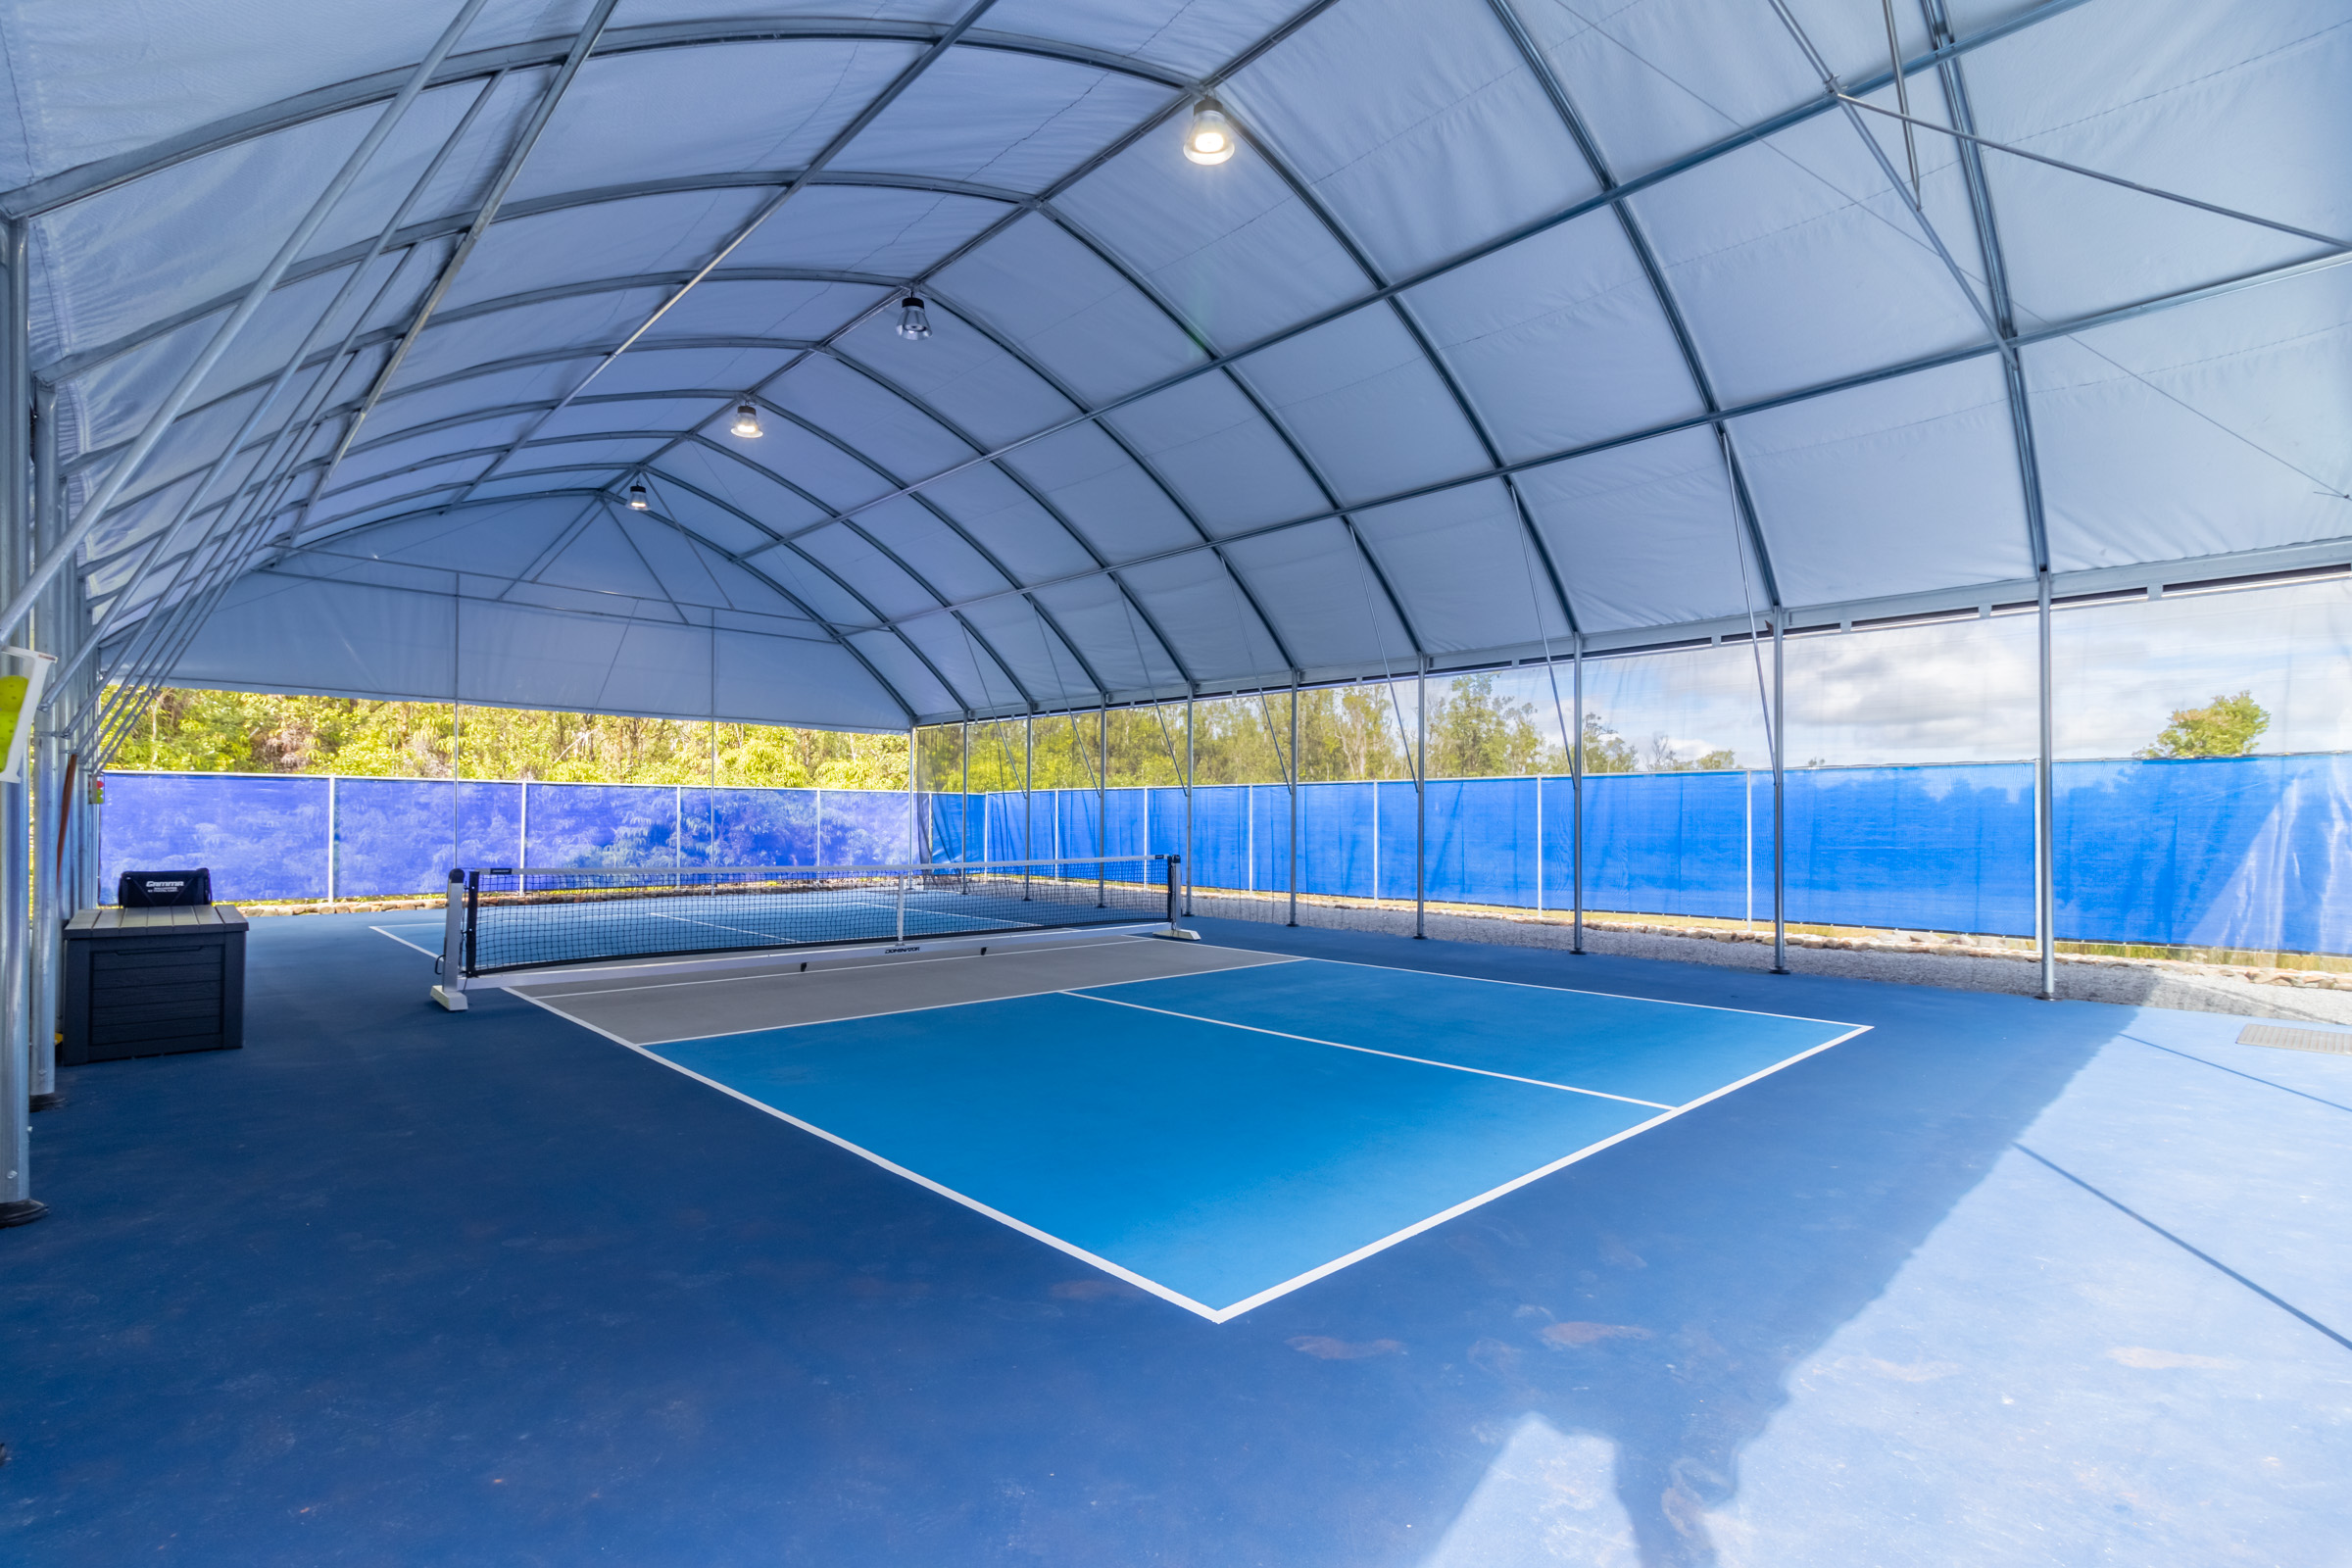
[2,913,2344,1566]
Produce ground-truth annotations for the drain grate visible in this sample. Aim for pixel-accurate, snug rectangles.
[2237,1023,2352,1055]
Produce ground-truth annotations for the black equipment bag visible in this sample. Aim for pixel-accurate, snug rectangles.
[118,868,213,907]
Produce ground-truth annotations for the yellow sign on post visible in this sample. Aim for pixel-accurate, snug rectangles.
[0,646,55,784]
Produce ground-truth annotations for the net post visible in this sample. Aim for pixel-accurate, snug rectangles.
[431,866,469,1010]
[896,870,906,944]
[1156,854,1197,940]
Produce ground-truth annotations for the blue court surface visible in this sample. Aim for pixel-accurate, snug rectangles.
[626,961,1860,1318]
[4,913,2348,1568]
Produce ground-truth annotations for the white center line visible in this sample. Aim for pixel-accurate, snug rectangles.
[1063,991,1677,1109]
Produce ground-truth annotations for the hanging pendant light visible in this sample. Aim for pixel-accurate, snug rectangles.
[626,480,649,511]
[730,401,763,438]
[1183,100,1235,166]
[896,296,932,340]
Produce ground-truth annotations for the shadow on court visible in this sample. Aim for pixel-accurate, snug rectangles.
[0,911,2134,1567]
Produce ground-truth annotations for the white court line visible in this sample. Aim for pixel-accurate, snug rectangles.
[372,925,441,957]
[517,948,1298,1049]
[1207,1022,1870,1319]
[504,987,1230,1324]
[1256,950,1863,1031]
[514,960,1871,1325]
[1068,991,1675,1109]
[528,935,1266,1000]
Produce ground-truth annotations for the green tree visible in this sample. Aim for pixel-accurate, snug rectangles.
[1642,734,1740,772]
[1424,673,1559,778]
[1579,713,1638,774]
[112,688,908,787]
[2139,691,2270,760]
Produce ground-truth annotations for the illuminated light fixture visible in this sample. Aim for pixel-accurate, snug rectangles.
[626,480,649,511]
[896,295,932,340]
[1183,99,1235,166]
[730,401,763,438]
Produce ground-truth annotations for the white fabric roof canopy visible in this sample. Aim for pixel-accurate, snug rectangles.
[4,0,2346,730]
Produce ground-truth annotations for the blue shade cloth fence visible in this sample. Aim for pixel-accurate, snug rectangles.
[104,755,2352,956]
[101,775,916,905]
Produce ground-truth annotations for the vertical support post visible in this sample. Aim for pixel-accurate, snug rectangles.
[325,774,338,902]
[959,716,970,865]
[28,377,60,1109]
[1572,636,1585,955]
[0,217,39,1223]
[450,582,462,876]
[1183,691,1195,916]
[896,869,906,943]
[1772,615,1788,974]
[29,731,58,1109]
[907,723,919,868]
[1022,713,1033,900]
[518,778,529,872]
[1287,675,1299,927]
[1414,660,1428,940]
[2036,570,2056,1001]
[1097,706,1106,907]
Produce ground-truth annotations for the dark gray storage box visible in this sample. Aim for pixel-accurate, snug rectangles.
[61,905,248,1064]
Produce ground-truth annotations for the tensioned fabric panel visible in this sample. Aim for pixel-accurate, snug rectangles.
[167,571,908,730]
[7,0,2346,732]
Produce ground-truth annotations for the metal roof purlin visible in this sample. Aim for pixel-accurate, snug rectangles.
[449,0,1011,508]
[3,0,500,654]
[0,19,1213,220]
[815,357,1199,689]
[1485,0,1782,613]
[1920,0,2051,577]
[602,7,1357,684]
[634,464,1001,711]
[706,2,2108,557]
[299,0,626,525]
[681,394,1106,706]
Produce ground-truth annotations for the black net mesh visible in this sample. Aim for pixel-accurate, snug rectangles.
[460,858,1172,976]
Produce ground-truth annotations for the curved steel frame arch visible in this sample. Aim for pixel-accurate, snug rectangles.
[0,16,1209,220]
[46,0,2101,551]
[62,0,2296,727]
[91,227,2352,671]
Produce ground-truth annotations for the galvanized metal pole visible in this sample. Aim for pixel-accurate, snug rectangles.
[908,722,919,866]
[28,378,60,1109]
[959,716,969,863]
[2036,571,2056,1000]
[1,219,40,1225]
[1183,691,1195,916]
[1097,706,1106,906]
[1415,661,1428,940]
[1022,712,1033,900]
[0,0,496,646]
[1772,615,1788,974]
[1572,635,1585,956]
[1287,675,1299,927]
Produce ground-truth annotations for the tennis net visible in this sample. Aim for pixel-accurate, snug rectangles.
[445,856,1179,977]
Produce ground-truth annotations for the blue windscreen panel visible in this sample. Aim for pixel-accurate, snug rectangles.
[2055,754,2352,955]
[97,758,2352,953]
[100,772,330,904]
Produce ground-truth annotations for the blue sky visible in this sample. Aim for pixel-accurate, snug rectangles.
[1467,578,2351,768]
